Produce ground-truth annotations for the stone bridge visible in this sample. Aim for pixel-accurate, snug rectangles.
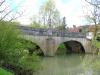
[18,26,92,56]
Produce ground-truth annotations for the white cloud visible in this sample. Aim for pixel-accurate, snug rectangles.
[55,0,88,27]
[16,0,39,25]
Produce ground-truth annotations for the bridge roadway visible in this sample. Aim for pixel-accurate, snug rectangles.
[18,26,86,38]
[18,26,92,56]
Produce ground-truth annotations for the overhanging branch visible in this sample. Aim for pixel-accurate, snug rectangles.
[85,0,100,8]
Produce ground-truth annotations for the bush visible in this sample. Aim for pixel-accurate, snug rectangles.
[0,67,13,75]
[0,21,41,74]
[58,44,65,49]
[18,54,40,72]
[0,21,25,63]
[92,35,100,48]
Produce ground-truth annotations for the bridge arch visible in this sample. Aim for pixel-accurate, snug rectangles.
[56,40,85,54]
[21,34,92,56]
[20,38,44,56]
[28,41,44,56]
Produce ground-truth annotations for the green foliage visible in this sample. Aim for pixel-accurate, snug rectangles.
[55,25,65,30]
[56,43,67,55]
[30,22,42,28]
[0,68,13,75]
[18,38,33,49]
[91,58,100,75]
[31,0,62,29]
[92,40,100,48]
[0,21,24,63]
[92,34,100,48]
[59,44,65,49]
[30,22,47,29]
[0,21,35,62]
[0,21,41,73]
[17,39,41,72]
[38,0,61,28]
[18,54,40,72]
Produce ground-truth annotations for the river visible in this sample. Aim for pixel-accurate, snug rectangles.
[34,54,100,75]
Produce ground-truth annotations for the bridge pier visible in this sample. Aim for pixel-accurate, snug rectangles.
[44,51,55,56]
[43,38,56,56]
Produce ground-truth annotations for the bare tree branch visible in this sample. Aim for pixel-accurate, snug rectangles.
[0,0,24,21]
[85,0,100,39]
[85,0,100,8]
[8,11,23,22]
[0,10,12,21]
[0,0,5,7]
[0,7,7,13]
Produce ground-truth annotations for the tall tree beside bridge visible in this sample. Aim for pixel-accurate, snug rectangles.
[39,0,62,28]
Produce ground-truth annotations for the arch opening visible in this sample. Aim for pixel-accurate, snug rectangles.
[56,40,85,55]
[19,38,44,56]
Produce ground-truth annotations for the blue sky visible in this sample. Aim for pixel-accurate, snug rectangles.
[6,0,25,12]
[6,0,89,27]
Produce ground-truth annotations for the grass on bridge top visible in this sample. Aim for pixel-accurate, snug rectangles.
[0,67,13,75]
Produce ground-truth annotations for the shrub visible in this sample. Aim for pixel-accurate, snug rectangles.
[59,44,65,49]
[18,54,40,72]
[0,21,41,74]
[0,67,13,75]
[0,21,25,63]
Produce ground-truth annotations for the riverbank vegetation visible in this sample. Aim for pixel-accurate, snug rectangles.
[56,44,66,55]
[0,0,64,74]
[84,0,100,73]
[0,0,100,75]
[0,67,13,75]
[0,21,41,75]
[92,35,100,74]
[92,34,100,48]
[91,33,100,55]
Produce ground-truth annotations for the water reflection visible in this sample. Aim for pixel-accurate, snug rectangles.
[34,54,100,75]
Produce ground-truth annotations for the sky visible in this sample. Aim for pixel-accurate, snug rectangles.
[6,0,89,27]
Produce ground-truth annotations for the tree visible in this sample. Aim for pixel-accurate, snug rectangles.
[85,0,100,9]
[0,21,22,63]
[39,0,61,28]
[0,21,41,74]
[55,17,67,30]
[0,0,23,22]
[62,17,67,29]
[30,15,47,29]
[85,0,100,39]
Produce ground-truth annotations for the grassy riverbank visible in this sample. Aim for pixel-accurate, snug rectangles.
[92,40,100,48]
[0,68,13,75]
[91,35,100,74]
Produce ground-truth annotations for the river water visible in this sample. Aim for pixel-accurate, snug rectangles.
[34,54,100,75]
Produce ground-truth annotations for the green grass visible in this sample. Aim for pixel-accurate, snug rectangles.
[92,40,100,48]
[0,68,13,75]
[92,34,100,48]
